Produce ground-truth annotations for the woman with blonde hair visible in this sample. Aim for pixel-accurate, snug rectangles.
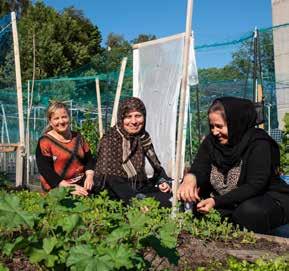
[36,101,95,196]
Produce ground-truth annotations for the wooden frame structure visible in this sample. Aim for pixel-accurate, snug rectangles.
[0,12,25,186]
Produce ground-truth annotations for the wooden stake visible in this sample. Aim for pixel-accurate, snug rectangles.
[26,80,30,185]
[172,0,194,212]
[95,79,104,138]
[1,104,10,144]
[11,11,25,187]
[111,57,127,127]
[257,84,264,129]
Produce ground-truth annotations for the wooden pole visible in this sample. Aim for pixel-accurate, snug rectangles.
[256,28,265,129]
[111,57,127,127]
[95,79,104,138]
[267,104,271,135]
[1,104,10,144]
[26,80,30,185]
[172,0,194,212]
[252,27,258,103]
[257,84,264,129]
[1,116,3,143]
[11,11,25,187]
[196,84,201,143]
[0,105,9,173]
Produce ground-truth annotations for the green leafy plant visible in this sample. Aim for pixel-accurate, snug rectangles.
[186,209,255,243]
[0,188,287,270]
[0,189,182,270]
[74,114,99,154]
[197,256,289,271]
[280,113,289,174]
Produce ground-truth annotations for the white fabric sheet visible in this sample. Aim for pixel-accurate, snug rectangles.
[133,33,198,177]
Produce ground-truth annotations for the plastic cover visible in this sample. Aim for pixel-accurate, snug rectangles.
[133,33,198,177]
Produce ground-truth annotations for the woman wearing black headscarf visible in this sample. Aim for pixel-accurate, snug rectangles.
[177,97,289,233]
[94,97,172,207]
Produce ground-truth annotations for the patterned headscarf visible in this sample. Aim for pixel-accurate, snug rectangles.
[95,97,162,189]
[117,97,146,136]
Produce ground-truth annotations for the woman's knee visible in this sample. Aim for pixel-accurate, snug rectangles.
[232,199,268,228]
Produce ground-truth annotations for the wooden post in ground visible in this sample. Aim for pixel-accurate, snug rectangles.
[172,0,194,212]
[257,84,265,129]
[1,104,10,144]
[256,28,265,129]
[0,105,10,172]
[26,80,30,185]
[95,78,104,138]
[111,57,127,127]
[11,11,25,187]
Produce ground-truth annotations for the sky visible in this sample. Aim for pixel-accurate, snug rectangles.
[42,0,273,68]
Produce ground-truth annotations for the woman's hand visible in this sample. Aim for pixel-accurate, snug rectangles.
[84,170,94,191]
[177,173,200,202]
[71,184,89,196]
[196,198,215,213]
[59,180,89,196]
[59,180,72,187]
[158,182,171,193]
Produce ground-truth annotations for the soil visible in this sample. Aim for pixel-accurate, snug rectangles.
[0,251,39,271]
[1,232,289,270]
[143,231,289,271]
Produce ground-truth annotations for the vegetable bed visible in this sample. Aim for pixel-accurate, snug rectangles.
[0,188,288,271]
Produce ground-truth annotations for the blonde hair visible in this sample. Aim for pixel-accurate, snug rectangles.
[44,101,70,133]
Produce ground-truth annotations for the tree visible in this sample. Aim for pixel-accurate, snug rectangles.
[0,0,30,17]
[17,1,102,81]
[230,31,274,81]
[131,33,156,44]
[198,66,242,82]
[105,33,131,72]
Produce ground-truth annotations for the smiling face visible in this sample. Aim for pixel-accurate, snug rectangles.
[123,110,144,135]
[49,108,70,135]
[208,111,228,145]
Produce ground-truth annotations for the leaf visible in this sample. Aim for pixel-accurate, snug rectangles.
[29,248,47,263]
[30,248,58,267]
[66,245,94,267]
[127,212,148,233]
[46,254,58,268]
[58,214,81,234]
[0,194,36,228]
[106,244,134,269]
[0,263,9,271]
[67,245,111,271]
[43,237,58,255]
[105,224,130,244]
[158,223,178,249]
[47,187,70,201]
[29,237,58,267]
[2,236,24,256]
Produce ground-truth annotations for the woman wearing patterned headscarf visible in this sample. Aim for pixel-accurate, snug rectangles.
[177,97,289,234]
[94,97,172,207]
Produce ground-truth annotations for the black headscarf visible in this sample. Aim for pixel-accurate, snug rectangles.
[206,97,279,173]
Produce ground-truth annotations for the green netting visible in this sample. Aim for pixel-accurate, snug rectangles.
[188,23,284,150]
[1,11,289,164]
[0,13,18,144]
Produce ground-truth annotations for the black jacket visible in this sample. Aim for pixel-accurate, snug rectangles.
[189,137,289,217]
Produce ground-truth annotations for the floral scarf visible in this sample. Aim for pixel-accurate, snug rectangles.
[95,97,163,187]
